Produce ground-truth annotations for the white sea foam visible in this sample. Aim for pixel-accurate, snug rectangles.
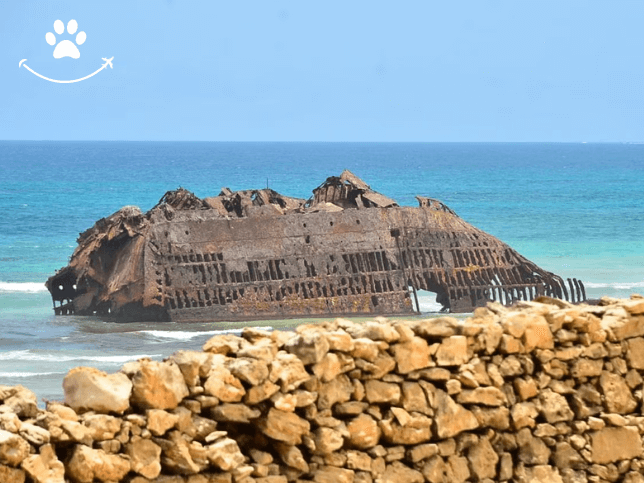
[140,326,273,341]
[584,281,644,290]
[0,350,161,363]
[0,372,65,378]
[0,281,47,293]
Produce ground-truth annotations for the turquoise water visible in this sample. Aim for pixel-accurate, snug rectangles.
[1,142,642,401]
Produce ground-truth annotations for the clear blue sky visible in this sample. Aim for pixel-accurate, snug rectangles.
[1,1,643,141]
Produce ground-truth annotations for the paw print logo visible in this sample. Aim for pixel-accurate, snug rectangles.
[45,20,86,59]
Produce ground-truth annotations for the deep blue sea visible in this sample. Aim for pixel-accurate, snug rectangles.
[1,142,642,402]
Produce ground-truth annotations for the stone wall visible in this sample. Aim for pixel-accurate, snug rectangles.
[2,295,644,483]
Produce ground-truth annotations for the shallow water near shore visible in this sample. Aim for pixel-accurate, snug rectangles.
[1,141,642,402]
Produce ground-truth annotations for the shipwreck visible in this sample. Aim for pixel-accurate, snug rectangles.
[46,170,586,322]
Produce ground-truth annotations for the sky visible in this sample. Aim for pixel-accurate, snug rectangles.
[1,1,644,142]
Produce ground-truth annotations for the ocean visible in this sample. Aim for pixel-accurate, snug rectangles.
[1,141,642,403]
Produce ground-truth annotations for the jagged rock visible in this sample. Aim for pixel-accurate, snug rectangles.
[538,389,574,423]
[126,359,190,410]
[206,437,245,471]
[0,464,25,483]
[317,374,354,409]
[379,461,423,483]
[226,357,269,386]
[275,443,309,472]
[259,408,310,445]
[204,355,246,402]
[364,380,400,404]
[82,414,121,441]
[312,465,355,483]
[155,431,202,474]
[126,437,162,479]
[589,426,643,464]
[244,380,280,405]
[18,422,50,445]
[467,438,498,480]
[211,403,261,423]
[0,413,21,433]
[346,414,380,449]
[518,465,564,483]
[63,367,132,414]
[268,351,311,392]
[0,429,30,467]
[517,428,551,465]
[284,331,329,365]
[147,409,179,436]
[433,390,479,439]
[203,334,248,355]
[65,444,130,483]
[0,386,38,418]
[312,427,344,455]
[435,336,469,366]
[599,371,637,414]
[20,444,63,483]
[169,350,214,386]
[391,336,431,374]
[456,386,506,406]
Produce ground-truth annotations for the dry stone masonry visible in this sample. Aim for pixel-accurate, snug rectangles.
[2,295,644,482]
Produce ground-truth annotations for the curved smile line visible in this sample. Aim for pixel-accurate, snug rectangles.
[19,57,114,84]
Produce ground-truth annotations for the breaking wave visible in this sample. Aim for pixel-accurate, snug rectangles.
[584,281,644,290]
[140,326,274,341]
[0,281,47,293]
[0,372,66,378]
[0,351,161,363]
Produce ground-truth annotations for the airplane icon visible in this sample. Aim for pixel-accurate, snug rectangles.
[101,57,114,69]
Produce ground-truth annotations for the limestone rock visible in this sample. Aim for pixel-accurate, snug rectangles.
[457,386,506,406]
[20,444,64,483]
[599,371,637,414]
[346,414,380,449]
[126,359,189,410]
[0,464,25,483]
[379,415,432,445]
[204,356,246,403]
[168,350,213,386]
[391,336,431,374]
[379,461,423,483]
[433,390,479,439]
[18,422,50,446]
[520,465,564,483]
[589,426,643,464]
[364,380,400,405]
[226,357,269,386]
[259,408,310,445]
[517,427,550,465]
[206,437,245,471]
[317,374,353,410]
[0,385,38,418]
[63,367,132,414]
[268,351,311,392]
[275,443,309,472]
[147,409,179,436]
[0,429,29,467]
[467,438,498,480]
[538,389,574,423]
[155,430,202,474]
[211,403,261,423]
[126,437,162,479]
[284,331,329,365]
[65,445,130,483]
[435,336,469,366]
[313,427,344,455]
[312,465,355,483]
[81,414,121,441]
[203,333,247,355]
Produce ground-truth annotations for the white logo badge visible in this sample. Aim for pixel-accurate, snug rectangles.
[19,19,114,84]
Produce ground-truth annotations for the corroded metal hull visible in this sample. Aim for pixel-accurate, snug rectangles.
[47,171,585,321]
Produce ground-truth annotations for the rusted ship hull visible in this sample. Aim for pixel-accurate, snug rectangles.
[47,171,585,321]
